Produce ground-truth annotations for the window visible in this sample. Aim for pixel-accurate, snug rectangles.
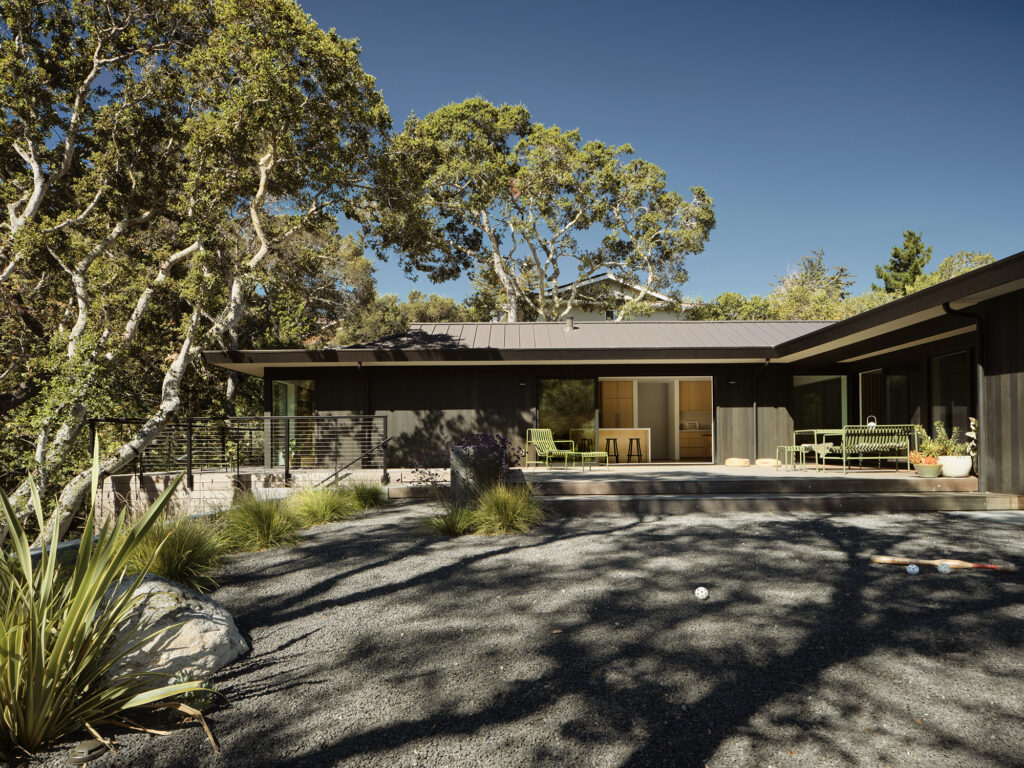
[793,375,847,429]
[859,369,884,423]
[272,380,315,416]
[538,378,596,448]
[271,380,316,467]
[930,352,971,434]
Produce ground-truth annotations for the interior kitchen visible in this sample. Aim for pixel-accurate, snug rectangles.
[597,377,713,463]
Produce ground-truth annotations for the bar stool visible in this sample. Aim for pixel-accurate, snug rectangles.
[604,437,620,463]
[627,437,643,463]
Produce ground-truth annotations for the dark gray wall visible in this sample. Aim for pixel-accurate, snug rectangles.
[266,362,791,467]
[979,290,1024,494]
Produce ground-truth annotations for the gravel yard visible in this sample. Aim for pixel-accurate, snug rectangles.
[39,503,1024,767]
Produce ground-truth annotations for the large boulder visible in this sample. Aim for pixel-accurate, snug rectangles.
[107,575,249,681]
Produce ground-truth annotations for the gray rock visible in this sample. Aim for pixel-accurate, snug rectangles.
[450,445,526,507]
[107,575,249,681]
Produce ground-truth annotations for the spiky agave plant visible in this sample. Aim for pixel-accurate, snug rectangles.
[0,459,206,756]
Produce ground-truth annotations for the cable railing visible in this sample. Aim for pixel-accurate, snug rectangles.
[90,415,390,488]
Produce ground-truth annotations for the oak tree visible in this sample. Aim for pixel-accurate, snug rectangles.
[0,0,389,540]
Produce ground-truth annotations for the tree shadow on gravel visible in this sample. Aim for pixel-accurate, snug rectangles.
[89,510,1024,768]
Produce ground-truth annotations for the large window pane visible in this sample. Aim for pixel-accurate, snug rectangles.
[793,375,847,429]
[860,369,884,422]
[930,352,971,434]
[271,380,316,467]
[538,378,596,449]
[272,379,316,416]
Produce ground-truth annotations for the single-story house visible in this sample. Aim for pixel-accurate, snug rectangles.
[205,249,1024,494]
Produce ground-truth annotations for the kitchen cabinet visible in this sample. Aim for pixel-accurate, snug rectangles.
[599,380,633,428]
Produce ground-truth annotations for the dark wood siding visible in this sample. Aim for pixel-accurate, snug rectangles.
[979,291,1024,494]
[266,362,786,466]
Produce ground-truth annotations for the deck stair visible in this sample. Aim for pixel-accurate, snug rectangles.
[525,466,1024,516]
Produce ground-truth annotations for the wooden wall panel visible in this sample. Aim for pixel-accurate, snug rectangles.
[979,291,1024,494]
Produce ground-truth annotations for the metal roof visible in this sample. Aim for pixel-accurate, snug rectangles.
[347,321,833,351]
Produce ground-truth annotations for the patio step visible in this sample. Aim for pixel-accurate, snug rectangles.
[540,492,1024,516]
[529,475,978,496]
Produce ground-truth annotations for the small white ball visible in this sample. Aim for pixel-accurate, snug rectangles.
[937,563,952,574]
[694,586,709,600]
[906,564,920,575]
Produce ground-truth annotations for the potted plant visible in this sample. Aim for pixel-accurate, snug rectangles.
[966,416,978,475]
[931,420,973,478]
[909,449,942,478]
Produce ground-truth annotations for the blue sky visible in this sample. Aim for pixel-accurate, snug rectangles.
[302,0,1024,301]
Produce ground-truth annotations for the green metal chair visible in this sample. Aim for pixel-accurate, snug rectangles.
[526,428,576,469]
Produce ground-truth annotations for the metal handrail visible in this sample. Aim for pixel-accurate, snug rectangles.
[90,414,390,487]
[318,436,393,487]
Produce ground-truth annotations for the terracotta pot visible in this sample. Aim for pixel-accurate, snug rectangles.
[938,455,972,478]
[914,463,942,478]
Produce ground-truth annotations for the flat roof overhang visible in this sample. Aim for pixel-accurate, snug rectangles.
[202,347,777,378]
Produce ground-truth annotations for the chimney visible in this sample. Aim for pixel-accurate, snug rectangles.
[564,316,574,332]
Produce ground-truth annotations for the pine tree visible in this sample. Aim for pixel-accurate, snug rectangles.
[875,231,933,294]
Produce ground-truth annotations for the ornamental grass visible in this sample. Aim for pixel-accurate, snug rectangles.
[218,495,302,552]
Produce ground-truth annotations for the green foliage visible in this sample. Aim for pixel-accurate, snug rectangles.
[917,421,970,457]
[906,251,994,294]
[0,473,203,755]
[287,487,360,526]
[682,292,779,320]
[768,248,855,320]
[875,231,933,294]
[682,246,995,323]
[369,97,713,322]
[345,481,388,510]
[0,0,389,529]
[469,484,545,535]
[219,496,302,552]
[334,290,481,346]
[422,485,544,537]
[930,421,970,456]
[421,505,477,537]
[122,515,226,593]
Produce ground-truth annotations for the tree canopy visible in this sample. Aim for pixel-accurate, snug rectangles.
[683,244,994,322]
[0,0,389,539]
[367,98,715,321]
[875,230,933,294]
[333,289,482,346]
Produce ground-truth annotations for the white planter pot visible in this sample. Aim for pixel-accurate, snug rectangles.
[938,455,972,478]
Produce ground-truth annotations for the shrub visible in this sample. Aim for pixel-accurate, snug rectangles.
[344,481,387,510]
[219,495,302,552]
[288,487,360,526]
[0,473,204,756]
[469,483,545,535]
[421,505,477,537]
[123,515,226,593]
